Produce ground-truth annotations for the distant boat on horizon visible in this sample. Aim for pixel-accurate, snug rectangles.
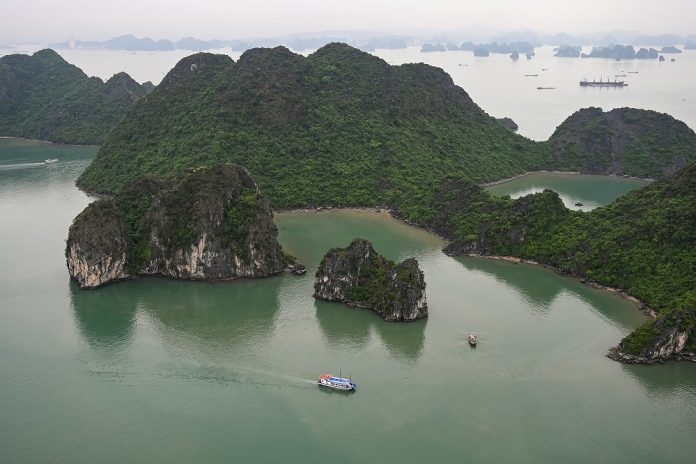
[580,77,627,87]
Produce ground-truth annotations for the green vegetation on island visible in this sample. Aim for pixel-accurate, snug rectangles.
[78,44,550,219]
[549,107,696,178]
[426,162,696,361]
[314,238,428,321]
[0,49,152,144]
[66,163,288,288]
[77,45,696,218]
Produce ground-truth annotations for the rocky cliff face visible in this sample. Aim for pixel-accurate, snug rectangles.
[608,309,696,363]
[67,163,287,288]
[313,238,427,321]
[66,201,130,288]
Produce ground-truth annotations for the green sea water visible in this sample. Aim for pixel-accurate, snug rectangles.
[1,139,695,463]
[486,171,650,211]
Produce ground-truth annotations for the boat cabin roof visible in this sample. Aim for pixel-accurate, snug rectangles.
[319,374,351,383]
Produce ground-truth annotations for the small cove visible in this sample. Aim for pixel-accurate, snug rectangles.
[485,171,651,210]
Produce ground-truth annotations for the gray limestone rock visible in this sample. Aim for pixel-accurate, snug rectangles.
[67,163,285,288]
[313,238,427,321]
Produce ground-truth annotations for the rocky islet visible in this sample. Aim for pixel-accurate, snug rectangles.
[313,238,428,322]
[66,163,289,288]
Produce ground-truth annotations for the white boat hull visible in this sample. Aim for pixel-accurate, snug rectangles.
[317,376,357,391]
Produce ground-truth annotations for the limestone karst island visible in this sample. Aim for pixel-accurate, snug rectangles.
[1,1,696,462]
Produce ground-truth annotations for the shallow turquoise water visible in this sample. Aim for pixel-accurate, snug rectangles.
[486,171,650,210]
[1,139,695,463]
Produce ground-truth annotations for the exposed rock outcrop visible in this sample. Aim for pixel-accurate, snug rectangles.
[608,309,696,363]
[313,238,427,321]
[496,117,519,132]
[66,201,130,288]
[67,163,287,288]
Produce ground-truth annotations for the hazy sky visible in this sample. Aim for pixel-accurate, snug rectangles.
[2,0,695,43]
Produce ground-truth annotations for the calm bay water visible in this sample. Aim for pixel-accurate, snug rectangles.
[1,139,695,463]
[486,172,650,211]
[3,44,695,140]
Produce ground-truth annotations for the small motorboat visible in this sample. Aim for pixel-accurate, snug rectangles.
[468,334,478,347]
[44,158,59,164]
[575,202,584,207]
[318,374,357,391]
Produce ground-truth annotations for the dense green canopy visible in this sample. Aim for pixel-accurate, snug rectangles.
[429,163,696,356]
[0,49,151,144]
[76,44,696,225]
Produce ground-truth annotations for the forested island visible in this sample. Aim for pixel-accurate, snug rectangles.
[548,107,695,177]
[580,44,668,60]
[314,239,428,321]
[77,44,696,207]
[67,164,291,288]
[424,166,696,362]
[421,41,534,54]
[0,49,152,144]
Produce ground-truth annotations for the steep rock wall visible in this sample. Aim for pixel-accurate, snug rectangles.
[67,164,286,288]
[313,238,427,321]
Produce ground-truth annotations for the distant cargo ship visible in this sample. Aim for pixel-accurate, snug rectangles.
[579,77,628,87]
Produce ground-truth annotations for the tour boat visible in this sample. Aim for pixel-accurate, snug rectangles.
[317,374,357,391]
[44,158,59,164]
[468,334,478,347]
